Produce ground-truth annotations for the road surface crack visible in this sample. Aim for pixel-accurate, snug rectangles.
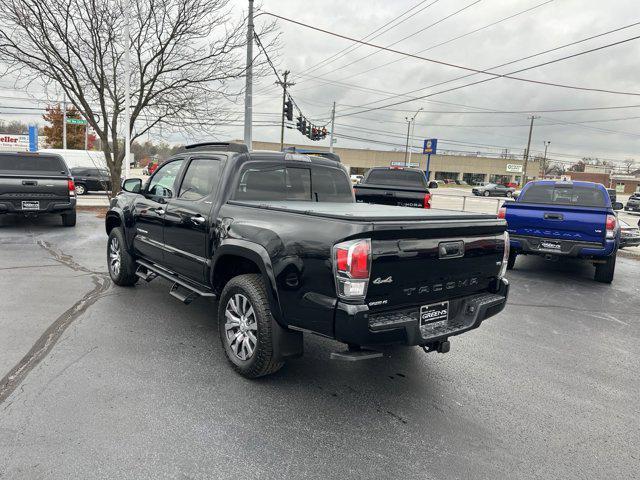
[0,241,110,404]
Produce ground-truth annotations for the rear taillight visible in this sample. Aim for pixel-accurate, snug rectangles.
[498,206,506,219]
[68,178,75,196]
[498,231,510,279]
[605,215,617,239]
[423,193,431,209]
[333,238,371,299]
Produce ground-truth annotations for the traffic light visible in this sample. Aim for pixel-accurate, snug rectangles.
[284,99,293,121]
[306,124,312,138]
[296,116,303,132]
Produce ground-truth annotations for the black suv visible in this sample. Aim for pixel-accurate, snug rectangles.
[624,192,640,212]
[105,143,509,378]
[70,167,112,195]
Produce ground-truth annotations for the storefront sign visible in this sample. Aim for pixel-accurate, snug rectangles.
[506,164,523,173]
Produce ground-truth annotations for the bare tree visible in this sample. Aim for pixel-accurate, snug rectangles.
[0,0,275,194]
[623,159,635,174]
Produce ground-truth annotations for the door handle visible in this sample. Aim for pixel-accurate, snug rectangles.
[190,215,205,225]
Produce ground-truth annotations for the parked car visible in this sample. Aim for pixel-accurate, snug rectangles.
[354,167,431,208]
[147,162,159,175]
[472,183,515,197]
[606,188,617,204]
[502,180,623,283]
[619,218,640,249]
[0,152,76,226]
[70,167,112,195]
[503,182,518,189]
[624,192,640,212]
[455,180,468,185]
[472,181,486,187]
[443,179,456,184]
[106,142,510,378]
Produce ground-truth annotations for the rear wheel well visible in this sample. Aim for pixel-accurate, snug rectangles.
[212,255,261,295]
[105,214,122,234]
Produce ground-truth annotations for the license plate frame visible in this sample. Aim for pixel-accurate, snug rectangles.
[420,301,449,326]
[540,240,561,251]
[21,200,40,211]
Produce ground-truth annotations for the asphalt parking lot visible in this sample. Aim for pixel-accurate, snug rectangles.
[1,212,638,479]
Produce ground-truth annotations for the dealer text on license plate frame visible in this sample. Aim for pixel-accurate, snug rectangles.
[21,201,40,211]
[420,301,449,327]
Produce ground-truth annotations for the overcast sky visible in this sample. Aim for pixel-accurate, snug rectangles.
[1,0,639,168]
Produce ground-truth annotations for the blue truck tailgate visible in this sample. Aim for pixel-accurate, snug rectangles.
[505,203,607,244]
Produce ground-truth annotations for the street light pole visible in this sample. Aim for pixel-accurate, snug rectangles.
[62,94,67,150]
[243,0,254,150]
[542,140,551,178]
[407,107,422,166]
[404,108,422,166]
[123,0,131,178]
[329,101,336,153]
[521,115,539,188]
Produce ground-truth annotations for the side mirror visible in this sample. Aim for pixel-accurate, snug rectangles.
[612,201,624,211]
[122,178,142,193]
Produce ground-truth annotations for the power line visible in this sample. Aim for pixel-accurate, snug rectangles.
[300,0,440,76]
[306,0,482,81]
[337,19,640,114]
[261,11,640,98]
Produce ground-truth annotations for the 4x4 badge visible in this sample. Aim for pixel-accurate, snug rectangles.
[373,276,393,285]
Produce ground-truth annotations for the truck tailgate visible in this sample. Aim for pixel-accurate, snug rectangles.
[505,203,607,244]
[366,220,506,311]
[354,184,427,207]
[0,175,70,210]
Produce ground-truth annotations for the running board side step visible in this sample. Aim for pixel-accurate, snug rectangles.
[330,348,383,361]
[136,259,216,304]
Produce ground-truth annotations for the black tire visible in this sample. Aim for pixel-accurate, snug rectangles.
[507,251,517,270]
[107,227,138,286]
[483,190,490,197]
[218,274,284,378]
[75,184,87,195]
[61,211,77,227]
[594,254,616,284]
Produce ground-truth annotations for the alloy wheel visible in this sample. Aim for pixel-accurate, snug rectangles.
[109,236,121,276]
[224,293,258,361]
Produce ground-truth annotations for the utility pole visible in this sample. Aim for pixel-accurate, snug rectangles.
[243,0,254,150]
[329,101,336,153]
[84,122,88,150]
[62,94,67,150]
[277,70,294,150]
[123,0,131,178]
[407,108,422,167]
[542,140,551,178]
[403,119,411,165]
[521,115,539,187]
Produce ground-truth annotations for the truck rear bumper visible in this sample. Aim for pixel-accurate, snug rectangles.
[510,235,615,258]
[0,199,76,215]
[333,278,509,347]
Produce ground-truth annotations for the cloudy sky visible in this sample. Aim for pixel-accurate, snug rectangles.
[228,0,640,169]
[1,0,639,169]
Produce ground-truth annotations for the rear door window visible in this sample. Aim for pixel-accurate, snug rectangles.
[365,169,426,188]
[520,185,608,207]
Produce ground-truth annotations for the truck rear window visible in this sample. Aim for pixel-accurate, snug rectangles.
[0,154,66,174]
[520,184,608,207]
[234,164,353,203]
[365,169,426,188]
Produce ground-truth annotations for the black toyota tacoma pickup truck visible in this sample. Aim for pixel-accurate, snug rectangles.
[0,152,77,226]
[354,167,435,208]
[106,143,509,378]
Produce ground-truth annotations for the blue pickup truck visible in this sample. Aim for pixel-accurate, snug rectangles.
[501,180,623,283]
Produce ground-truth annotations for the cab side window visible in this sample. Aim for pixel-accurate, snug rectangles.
[147,160,184,199]
[178,158,221,201]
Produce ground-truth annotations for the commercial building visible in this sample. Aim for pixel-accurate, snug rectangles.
[251,140,540,185]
